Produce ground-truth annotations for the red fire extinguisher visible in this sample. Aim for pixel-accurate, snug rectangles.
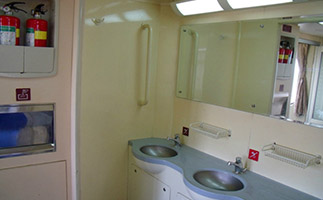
[0,2,26,45]
[26,4,48,47]
[284,47,293,64]
[278,46,285,63]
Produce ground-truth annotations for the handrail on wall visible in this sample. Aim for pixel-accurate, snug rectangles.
[138,24,152,106]
[188,29,199,99]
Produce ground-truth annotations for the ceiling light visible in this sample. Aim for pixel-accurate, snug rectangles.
[171,0,224,16]
[227,0,293,9]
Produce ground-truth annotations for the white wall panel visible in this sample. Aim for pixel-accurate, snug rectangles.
[0,161,67,200]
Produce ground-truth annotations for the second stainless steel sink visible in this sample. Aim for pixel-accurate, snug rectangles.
[140,145,178,158]
[193,170,244,191]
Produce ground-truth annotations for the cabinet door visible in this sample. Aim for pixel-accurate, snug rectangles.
[176,192,192,200]
[128,164,170,200]
[277,64,286,77]
[0,45,24,73]
[24,47,55,73]
[0,161,67,200]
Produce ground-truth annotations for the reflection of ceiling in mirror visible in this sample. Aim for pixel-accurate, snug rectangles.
[298,23,323,37]
[138,0,315,5]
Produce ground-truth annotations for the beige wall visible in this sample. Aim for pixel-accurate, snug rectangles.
[78,0,323,200]
[171,1,323,199]
[79,0,161,199]
[152,6,181,138]
[0,0,75,199]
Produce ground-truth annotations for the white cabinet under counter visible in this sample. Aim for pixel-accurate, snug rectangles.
[128,146,193,200]
[128,164,171,200]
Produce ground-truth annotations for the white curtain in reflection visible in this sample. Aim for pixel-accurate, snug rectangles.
[296,43,310,116]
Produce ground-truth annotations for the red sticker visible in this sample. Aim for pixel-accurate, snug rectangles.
[16,88,31,101]
[248,149,259,162]
[182,127,189,136]
[282,24,292,33]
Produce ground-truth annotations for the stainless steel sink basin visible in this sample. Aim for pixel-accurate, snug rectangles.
[193,170,244,191]
[140,145,177,158]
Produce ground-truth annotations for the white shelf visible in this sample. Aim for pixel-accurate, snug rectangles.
[273,92,289,98]
[189,122,231,139]
[262,143,321,169]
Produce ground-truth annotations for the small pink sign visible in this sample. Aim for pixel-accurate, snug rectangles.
[182,127,189,136]
[282,24,292,33]
[248,149,259,162]
[16,88,31,101]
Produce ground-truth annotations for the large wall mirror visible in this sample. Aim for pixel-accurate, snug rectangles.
[176,15,323,128]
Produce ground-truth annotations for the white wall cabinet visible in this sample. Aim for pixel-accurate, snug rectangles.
[0,0,57,78]
[0,46,55,76]
[0,46,24,73]
[128,164,171,200]
[24,47,55,73]
[277,63,294,78]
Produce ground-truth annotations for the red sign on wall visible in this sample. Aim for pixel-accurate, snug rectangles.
[16,88,31,101]
[282,24,292,33]
[182,127,189,136]
[248,149,259,162]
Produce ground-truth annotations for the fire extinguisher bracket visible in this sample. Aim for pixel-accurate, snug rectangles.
[0,0,58,78]
[0,45,55,77]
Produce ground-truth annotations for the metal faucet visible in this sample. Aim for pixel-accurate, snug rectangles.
[227,157,247,174]
[167,134,181,147]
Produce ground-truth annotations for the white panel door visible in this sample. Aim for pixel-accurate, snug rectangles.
[128,164,171,200]
[0,161,67,200]
[0,45,24,73]
[24,47,55,73]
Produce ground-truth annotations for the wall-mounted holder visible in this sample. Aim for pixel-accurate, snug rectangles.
[262,143,321,169]
[91,18,104,26]
[0,0,58,78]
[0,103,55,158]
[189,122,231,139]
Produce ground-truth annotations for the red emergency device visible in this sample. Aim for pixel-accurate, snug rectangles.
[26,4,48,47]
[278,47,285,63]
[0,2,26,45]
[284,47,293,64]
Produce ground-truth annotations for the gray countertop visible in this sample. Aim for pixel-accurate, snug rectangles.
[129,137,320,200]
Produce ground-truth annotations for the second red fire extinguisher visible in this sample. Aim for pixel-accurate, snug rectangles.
[278,46,285,63]
[0,2,26,45]
[26,4,48,47]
